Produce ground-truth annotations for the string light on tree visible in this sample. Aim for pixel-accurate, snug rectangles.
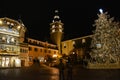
[90,9,120,64]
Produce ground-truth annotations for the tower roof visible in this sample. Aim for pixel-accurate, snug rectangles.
[52,10,61,22]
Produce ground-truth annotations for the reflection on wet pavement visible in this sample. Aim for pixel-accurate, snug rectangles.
[0,64,120,80]
[0,64,59,80]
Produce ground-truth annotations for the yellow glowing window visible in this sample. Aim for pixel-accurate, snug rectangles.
[0,20,3,24]
[52,29,55,32]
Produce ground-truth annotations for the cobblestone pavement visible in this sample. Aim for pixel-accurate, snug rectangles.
[0,64,120,80]
[0,63,59,80]
[66,65,120,80]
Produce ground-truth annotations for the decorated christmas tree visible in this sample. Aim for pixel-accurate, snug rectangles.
[88,9,120,69]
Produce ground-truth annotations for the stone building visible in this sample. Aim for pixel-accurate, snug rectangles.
[27,38,59,66]
[0,17,27,68]
[61,35,92,60]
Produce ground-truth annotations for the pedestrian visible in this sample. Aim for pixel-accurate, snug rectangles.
[58,58,65,80]
[67,62,73,80]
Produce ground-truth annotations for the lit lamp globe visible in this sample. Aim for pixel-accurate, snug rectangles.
[53,54,57,58]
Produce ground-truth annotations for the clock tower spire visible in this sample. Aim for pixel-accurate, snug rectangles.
[50,10,64,54]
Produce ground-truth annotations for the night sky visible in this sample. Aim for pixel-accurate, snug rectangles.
[0,0,119,42]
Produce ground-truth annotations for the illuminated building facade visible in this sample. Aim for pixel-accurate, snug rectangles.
[0,17,59,68]
[50,10,64,54]
[27,38,59,66]
[61,35,92,59]
[0,17,27,68]
[19,43,29,67]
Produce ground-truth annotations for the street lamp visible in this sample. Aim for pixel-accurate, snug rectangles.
[53,54,57,58]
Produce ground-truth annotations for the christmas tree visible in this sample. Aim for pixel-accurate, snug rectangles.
[89,9,120,66]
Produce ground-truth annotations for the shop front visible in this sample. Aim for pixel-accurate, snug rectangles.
[0,55,21,68]
[0,17,27,68]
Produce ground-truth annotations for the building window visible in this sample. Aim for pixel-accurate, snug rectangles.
[12,47,14,51]
[25,50,28,53]
[34,48,38,52]
[82,39,86,43]
[33,41,36,44]
[20,48,22,53]
[29,40,32,43]
[73,41,75,47]
[29,47,32,51]
[64,43,66,48]
[52,25,55,28]
[48,50,51,53]
[40,49,42,52]
[0,20,3,24]
[73,41,75,45]
[11,37,15,42]
[52,29,55,33]
[59,25,62,28]
[54,51,56,54]
[2,36,6,42]
[29,56,33,62]
[44,49,47,53]
[59,29,62,32]
[64,46,66,48]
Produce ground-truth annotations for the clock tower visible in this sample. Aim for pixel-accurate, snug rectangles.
[50,10,64,54]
